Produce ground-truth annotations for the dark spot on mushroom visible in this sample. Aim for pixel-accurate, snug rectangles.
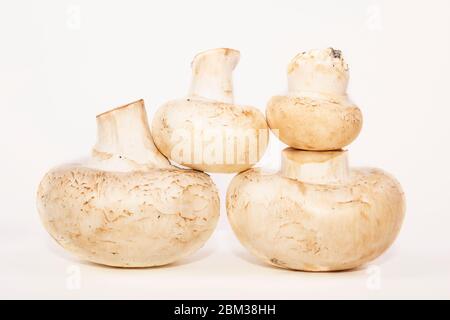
[330,47,342,59]
[270,258,286,266]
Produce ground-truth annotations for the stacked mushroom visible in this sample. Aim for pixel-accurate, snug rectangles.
[152,48,269,173]
[226,48,405,271]
[37,47,405,271]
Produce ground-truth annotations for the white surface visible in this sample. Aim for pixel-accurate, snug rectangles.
[1,0,450,299]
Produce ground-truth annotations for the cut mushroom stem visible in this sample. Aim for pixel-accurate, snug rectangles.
[281,148,349,185]
[93,99,170,168]
[287,47,349,96]
[188,48,240,103]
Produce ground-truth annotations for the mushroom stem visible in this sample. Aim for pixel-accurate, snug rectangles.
[93,99,170,168]
[287,48,349,96]
[281,148,349,185]
[188,48,240,103]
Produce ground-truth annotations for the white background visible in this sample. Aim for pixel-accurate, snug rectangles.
[0,0,449,299]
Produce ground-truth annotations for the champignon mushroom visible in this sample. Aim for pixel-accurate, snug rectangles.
[37,100,220,267]
[266,48,362,151]
[152,48,269,173]
[226,148,405,271]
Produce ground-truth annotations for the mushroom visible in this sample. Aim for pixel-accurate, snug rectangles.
[152,48,269,173]
[37,100,220,267]
[266,48,362,151]
[226,148,405,271]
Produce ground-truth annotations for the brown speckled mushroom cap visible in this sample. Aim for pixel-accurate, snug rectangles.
[226,148,405,271]
[266,48,362,151]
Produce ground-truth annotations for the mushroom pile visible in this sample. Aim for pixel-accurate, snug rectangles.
[37,48,405,271]
[227,48,405,271]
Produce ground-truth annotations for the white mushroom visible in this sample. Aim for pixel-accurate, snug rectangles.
[37,100,220,267]
[266,48,362,151]
[152,48,269,173]
[226,148,405,271]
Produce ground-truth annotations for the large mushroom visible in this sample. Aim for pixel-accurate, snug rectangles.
[152,48,269,173]
[226,148,405,271]
[266,48,362,151]
[37,100,220,267]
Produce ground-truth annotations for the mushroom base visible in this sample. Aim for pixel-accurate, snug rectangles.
[266,95,362,151]
[37,166,220,267]
[226,168,405,271]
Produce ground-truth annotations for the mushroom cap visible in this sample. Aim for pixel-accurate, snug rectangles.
[267,48,362,151]
[266,94,362,150]
[37,165,219,267]
[226,167,405,271]
[152,98,269,173]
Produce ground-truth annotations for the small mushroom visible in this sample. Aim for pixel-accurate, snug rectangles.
[37,100,220,267]
[266,48,362,151]
[152,48,269,173]
[226,148,405,271]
